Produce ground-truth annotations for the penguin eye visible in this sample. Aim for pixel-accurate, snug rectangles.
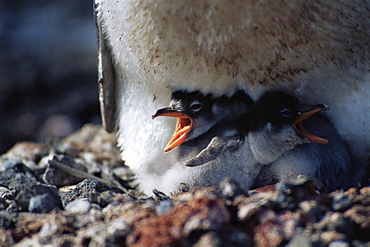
[280,108,293,118]
[190,101,203,112]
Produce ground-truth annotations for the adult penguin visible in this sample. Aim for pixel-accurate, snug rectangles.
[94,0,369,186]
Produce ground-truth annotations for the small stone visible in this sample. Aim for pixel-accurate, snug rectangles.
[332,192,353,212]
[237,202,261,220]
[65,199,91,213]
[38,221,62,244]
[0,212,14,228]
[29,193,63,213]
[299,200,325,223]
[90,203,102,211]
[2,142,49,169]
[183,217,213,235]
[286,233,312,247]
[78,219,130,246]
[193,232,221,247]
[278,177,320,201]
[320,231,347,244]
[328,240,350,247]
[359,186,370,195]
[43,154,87,186]
[65,178,111,201]
[344,187,357,195]
[328,213,355,237]
[343,205,370,239]
[0,198,7,211]
[0,167,38,191]
[0,157,23,171]
[87,191,114,207]
[351,240,370,247]
[226,231,253,247]
[0,228,15,246]
[14,183,62,212]
[156,200,173,215]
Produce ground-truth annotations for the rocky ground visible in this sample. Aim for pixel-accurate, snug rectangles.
[0,124,369,247]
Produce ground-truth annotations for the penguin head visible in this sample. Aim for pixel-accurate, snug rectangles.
[249,91,329,144]
[249,91,300,133]
[153,90,252,151]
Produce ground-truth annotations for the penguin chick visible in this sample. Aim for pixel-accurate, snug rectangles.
[137,90,261,195]
[152,90,252,151]
[249,91,352,191]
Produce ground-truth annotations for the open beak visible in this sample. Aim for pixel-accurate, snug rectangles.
[294,104,329,144]
[152,108,193,152]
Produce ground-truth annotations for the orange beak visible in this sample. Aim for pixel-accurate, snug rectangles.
[152,108,193,152]
[294,104,329,144]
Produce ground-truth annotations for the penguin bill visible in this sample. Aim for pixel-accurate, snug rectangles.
[152,110,193,152]
[294,104,329,144]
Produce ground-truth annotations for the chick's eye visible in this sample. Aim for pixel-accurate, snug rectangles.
[190,101,202,112]
[280,108,293,117]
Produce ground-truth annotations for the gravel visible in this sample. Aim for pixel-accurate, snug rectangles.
[0,124,369,246]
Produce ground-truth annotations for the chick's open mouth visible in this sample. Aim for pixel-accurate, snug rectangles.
[152,109,193,151]
[293,104,329,144]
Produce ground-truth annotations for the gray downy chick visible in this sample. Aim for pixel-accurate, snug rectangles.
[248,91,353,191]
[139,90,261,195]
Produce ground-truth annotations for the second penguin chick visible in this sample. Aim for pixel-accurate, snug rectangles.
[141,90,261,195]
[248,91,352,191]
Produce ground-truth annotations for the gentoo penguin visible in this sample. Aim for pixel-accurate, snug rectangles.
[152,90,251,152]
[248,91,353,191]
[94,1,369,183]
[135,90,262,195]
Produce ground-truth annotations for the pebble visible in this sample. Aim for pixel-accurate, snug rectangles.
[65,199,91,213]
[1,142,49,170]
[29,193,62,213]
[0,198,7,211]
[15,183,63,212]
[332,192,354,212]
[0,166,38,192]
[38,221,61,244]
[0,211,14,228]
[64,178,111,201]
[329,213,355,237]
[78,219,130,246]
[193,232,221,247]
[286,233,312,247]
[0,157,23,171]
[225,231,253,247]
[43,154,87,186]
[155,199,173,215]
[329,240,350,247]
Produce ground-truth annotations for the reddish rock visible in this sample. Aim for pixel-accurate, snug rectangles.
[126,188,230,247]
[253,210,299,247]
